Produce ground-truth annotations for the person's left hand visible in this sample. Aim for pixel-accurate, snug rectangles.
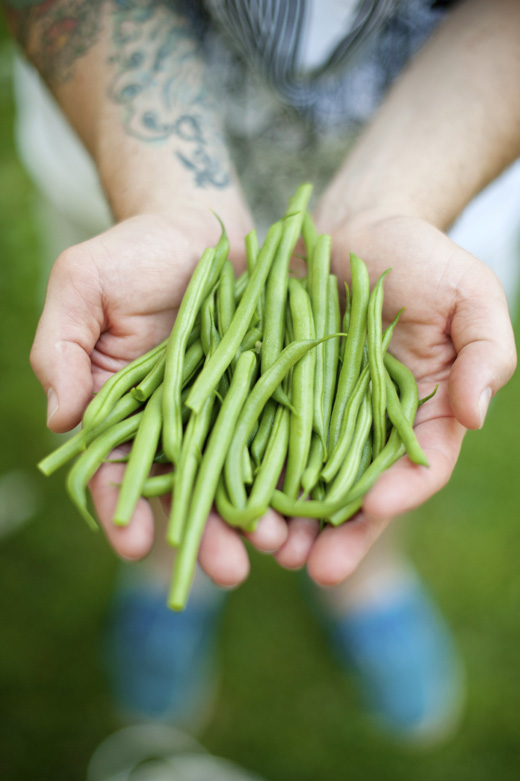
[273,210,517,584]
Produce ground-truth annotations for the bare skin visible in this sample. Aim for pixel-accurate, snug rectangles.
[7,0,519,586]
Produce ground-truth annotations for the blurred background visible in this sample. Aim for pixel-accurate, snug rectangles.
[1,15,520,781]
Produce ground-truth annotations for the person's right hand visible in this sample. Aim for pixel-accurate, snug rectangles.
[31,206,289,582]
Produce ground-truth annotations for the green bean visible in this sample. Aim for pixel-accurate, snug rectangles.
[261,184,312,394]
[242,446,254,485]
[322,307,403,483]
[202,220,231,296]
[66,412,143,530]
[234,271,249,301]
[301,433,324,498]
[327,497,363,526]
[186,221,283,414]
[310,234,331,453]
[248,405,290,522]
[217,260,236,338]
[82,339,167,434]
[240,327,263,352]
[38,393,143,476]
[167,392,215,547]
[418,384,439,407]
[162,247,216,464]
[169,351,257,609]
[132,353,166,402]
[322,274,341,436]
[327,436,372,525]
[250,400,276,469]
[368,269,391,457]
[132,338,204,403]
[245,230,259,274]
[384,355,429,466]
[215,477,267,530]
[224,335,339,508]
[302,211,318,293]
[113,386,164,526]
[329,253,370,449]
[201,288,217,357]
[142,472,174,498]
[186,322,202,350]
[326,394,372,502]
[283,278,316,498]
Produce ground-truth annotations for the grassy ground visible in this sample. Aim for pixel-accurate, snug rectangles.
[1,26,520,781]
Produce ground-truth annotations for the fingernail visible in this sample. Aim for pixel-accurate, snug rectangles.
[478,387,492,428]
[47,388,59,426]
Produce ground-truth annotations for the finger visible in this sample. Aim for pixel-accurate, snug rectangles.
[274,517,320,569]
[243,508,288,552]
[89,460,156,561]
[363,414,466,519]
[307,512,388,586]
[198,513,250,587]
[30,248,104,433]
[449,271,517,430]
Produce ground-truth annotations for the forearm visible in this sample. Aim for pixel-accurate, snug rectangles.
[5,1,249,227]
[317,0,520,232]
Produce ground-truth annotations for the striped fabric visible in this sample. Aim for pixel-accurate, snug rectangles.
[203,0,402,107]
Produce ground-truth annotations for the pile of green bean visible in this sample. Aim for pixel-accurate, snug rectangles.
[38,183,431,610]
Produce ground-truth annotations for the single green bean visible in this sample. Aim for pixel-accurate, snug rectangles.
[283,278,316,498]
[217,260,236,338]
[163,247,216,464]
[113,386,164,526]
[302,211,318,294]
[310,234,331,453]
[142,472,174,498]
[169,351,257,609]
[384,355,428,466]
[248,405,290,523]
[301,433,324,499]
[368,269,391,457]
[261,184,312,398]
[250,400,276,468]
[326,394,372,502]
[329,253,370,450]
[245,230,259,274]
[322,274,341,436]
[167,392,215,547]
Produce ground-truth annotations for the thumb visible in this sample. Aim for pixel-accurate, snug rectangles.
[30,250,104,433]
[449,274,517,430]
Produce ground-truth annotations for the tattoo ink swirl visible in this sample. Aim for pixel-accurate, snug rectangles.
[108,0,230,189]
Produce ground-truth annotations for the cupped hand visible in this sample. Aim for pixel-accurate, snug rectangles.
[275,212,517,584]
[31,207,288,582]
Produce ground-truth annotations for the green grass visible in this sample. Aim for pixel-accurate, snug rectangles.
[1,23,520,781]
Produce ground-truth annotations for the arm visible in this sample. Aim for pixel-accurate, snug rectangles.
[6,1,288,575]
[316,0,520,233]
[275,0,519,580]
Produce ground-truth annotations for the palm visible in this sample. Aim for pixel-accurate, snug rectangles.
[275,214,516,582]
[83,212,246,392]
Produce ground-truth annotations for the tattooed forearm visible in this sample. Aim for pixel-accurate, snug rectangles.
[4,0,231,190]
[107,0,230,189]
[4,0,107,85]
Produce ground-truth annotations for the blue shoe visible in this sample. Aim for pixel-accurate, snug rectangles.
[325,573,465,744]
[103,568,226,730]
